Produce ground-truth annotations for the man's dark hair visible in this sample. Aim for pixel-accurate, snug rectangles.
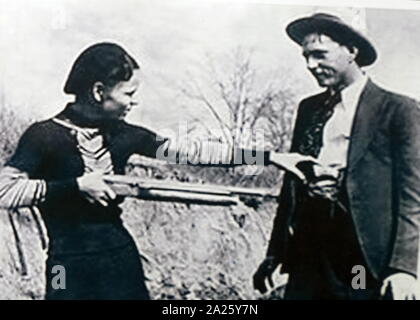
[308,30,360,65]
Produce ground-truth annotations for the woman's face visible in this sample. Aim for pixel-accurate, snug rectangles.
[100,70,140,120]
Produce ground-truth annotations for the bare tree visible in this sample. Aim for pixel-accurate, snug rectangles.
[179,47,297,153]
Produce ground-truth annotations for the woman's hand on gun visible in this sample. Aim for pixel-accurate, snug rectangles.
[77,172,117,207]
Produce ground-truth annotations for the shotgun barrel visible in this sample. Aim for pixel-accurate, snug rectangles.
[103,175,277,206]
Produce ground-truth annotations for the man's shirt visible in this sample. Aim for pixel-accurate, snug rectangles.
[315,74,368,176]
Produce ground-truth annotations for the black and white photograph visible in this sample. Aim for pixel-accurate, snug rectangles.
[0,0,420,303]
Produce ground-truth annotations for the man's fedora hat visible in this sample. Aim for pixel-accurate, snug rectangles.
[286,12,377,66]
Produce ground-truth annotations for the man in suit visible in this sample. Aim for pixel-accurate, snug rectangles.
[253,13,420,299]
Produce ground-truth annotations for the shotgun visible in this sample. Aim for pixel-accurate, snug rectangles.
[103,175,278,207]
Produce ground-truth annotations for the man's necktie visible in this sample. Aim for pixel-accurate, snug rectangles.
[298,91,342,158]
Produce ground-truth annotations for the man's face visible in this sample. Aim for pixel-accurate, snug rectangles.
[302,33,355,89]
[101,69,140,120]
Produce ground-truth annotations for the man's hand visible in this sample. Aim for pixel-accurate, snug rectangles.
[253,256,280,294]
[76,172,117,207]
[269,152,318,183]
[308,177,339,201]
[380,272,418,300]
[307,164,343,200]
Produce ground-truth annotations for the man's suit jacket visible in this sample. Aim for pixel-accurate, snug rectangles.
[267,80,420,279]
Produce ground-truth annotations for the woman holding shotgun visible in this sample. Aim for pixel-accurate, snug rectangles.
[0,42,314,299]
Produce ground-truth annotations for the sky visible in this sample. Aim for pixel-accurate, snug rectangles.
[0,0,419,134]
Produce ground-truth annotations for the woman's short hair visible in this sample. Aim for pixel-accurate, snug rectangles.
[64,42,140,96]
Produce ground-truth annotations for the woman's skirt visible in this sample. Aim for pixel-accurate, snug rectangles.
[44,238,150,300]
